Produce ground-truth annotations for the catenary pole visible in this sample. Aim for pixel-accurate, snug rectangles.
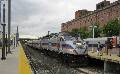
[7,0,11,53]
[1,4,6,60]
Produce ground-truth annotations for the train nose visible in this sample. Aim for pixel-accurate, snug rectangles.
[75,45,87,54]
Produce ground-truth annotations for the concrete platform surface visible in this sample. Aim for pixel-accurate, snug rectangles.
[0,44,32,74]
[88,50,120,63]
[0,46,19,74]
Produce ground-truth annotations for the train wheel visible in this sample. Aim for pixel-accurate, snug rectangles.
[62,54,68,64]
[58,53,63,63]
[66,55,73,66]
[44,50,48,55]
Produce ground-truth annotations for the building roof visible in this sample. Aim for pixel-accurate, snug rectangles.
[19,35,38,39]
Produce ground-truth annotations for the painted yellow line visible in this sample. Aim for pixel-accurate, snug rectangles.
[19,44,32,74]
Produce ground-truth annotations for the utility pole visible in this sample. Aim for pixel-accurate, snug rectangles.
[16,26,18,46]
[90,25,97,53]
[15,33,17,47]
[48,31,50,35]
[7,0,11,53]
[1,4,6,60]
[6,34,7,56]
[14,35,15,49]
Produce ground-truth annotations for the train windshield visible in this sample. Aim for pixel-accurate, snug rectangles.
[64,36,71,41]
[59,32,83,41]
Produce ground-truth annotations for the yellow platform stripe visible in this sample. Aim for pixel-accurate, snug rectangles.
[19,44,32,74]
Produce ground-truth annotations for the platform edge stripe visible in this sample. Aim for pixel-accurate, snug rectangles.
[19,44,32,74]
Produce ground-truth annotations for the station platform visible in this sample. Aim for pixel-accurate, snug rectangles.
[88,50,120,63]
[0,44,32,74]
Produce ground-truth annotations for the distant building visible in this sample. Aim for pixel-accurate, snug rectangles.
[19,35,38,40]
[61,0,120,32]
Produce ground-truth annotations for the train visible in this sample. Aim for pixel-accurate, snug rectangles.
[84,37,120,55]
[27,31,88,66]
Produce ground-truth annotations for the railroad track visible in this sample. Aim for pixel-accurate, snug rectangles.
[23,44,54,74]
[22,44,104,74]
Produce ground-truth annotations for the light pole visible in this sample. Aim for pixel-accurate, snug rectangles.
[90,25,97,53]
[16,26,19,45]
[8,0,11,53]
[1,3,6,60]
[90,25,97,38]
[1,23,6,60]
[48,31,50,35]
[118,17,120,57]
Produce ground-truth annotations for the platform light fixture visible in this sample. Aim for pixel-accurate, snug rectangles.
[90,25,97,53]
[90,25,97,38]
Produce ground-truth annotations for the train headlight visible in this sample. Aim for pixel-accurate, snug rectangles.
[73,42,82,46]
[69,49,73,52]
[76,43,82,46]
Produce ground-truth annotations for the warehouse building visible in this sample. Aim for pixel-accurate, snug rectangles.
[61,0,120,32]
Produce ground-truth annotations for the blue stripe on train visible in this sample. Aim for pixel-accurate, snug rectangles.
[43,43,74,49]
[88,44,120,48]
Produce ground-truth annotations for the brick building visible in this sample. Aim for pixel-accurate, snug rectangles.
[61,0,120,32]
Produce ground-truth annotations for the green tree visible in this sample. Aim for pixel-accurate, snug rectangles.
[78,26,89,39]
[94,22,102,38]
[88,31,92,38]
[72,26,89,39]
[71,28,79,34]
[103,18,120,37]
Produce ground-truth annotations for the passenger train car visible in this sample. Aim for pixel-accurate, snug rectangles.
[27,32,88,66]
[84,37,120,55]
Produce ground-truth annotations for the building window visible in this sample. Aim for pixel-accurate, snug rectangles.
[102,20,103,22]
[85,20,86,23]
[66,25,68,28]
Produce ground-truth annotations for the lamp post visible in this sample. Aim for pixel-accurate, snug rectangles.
[8,0,11,53]
[16,26,19,45]
[90,25,97,38]
[1,23,6,60]
[118,17,120,57]
[48,31,50,35]
[90,25,97,53]
[6,33,7,56]
[1,3,6,60]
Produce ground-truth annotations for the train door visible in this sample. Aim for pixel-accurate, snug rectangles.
[59,37,64,53]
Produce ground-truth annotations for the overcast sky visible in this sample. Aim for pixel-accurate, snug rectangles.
[0,0,117,37]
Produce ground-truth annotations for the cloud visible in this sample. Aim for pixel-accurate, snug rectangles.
[8,0,118,37]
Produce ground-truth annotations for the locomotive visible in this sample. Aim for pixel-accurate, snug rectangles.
[27,31,88,66]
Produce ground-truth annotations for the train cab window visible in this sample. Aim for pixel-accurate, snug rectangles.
[64,36,71,41]
[54,36,56,38]
[51,36,56,39]
[60,38,64,41]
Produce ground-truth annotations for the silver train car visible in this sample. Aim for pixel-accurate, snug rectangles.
[27,32,88,65]
[84,37,120,55]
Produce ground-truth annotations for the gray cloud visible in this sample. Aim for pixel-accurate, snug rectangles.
[8,0,117,37]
